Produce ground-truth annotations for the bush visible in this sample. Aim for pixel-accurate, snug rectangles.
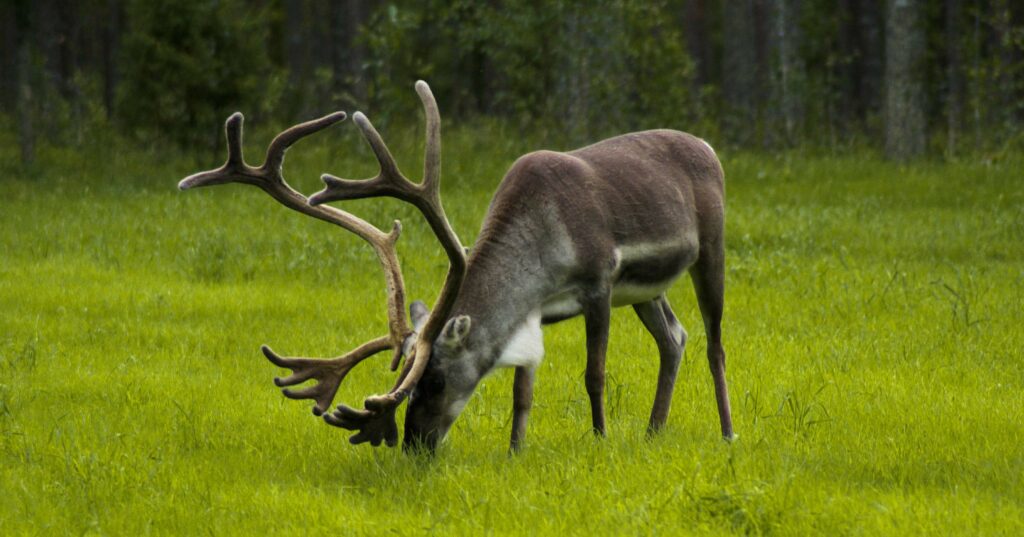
[117,0,277,150]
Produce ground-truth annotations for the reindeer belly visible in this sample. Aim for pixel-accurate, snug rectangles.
[609,280,674,307]
[540,239,697,322]
[540,292,585,323]
[610,241,696,306]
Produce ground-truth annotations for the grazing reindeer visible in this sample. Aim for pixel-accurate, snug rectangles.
[179,81,733,453]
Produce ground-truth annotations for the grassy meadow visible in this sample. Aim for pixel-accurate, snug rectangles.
[1,122,1022,535]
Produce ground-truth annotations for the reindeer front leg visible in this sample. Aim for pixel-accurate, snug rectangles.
[583,290,612,437]
[510,365,535,452]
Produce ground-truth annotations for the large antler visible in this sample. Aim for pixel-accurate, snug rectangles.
[309,81,467,446]
[178,111,414,420]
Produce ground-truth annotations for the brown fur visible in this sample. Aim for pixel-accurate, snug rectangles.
[404,129,735,450]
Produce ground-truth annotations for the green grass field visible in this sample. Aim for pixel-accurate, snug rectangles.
[1,125,1022,535]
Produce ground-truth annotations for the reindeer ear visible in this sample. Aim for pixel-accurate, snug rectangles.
[438,315,471,350]
[402,301,432,357]
[409,300,430,332]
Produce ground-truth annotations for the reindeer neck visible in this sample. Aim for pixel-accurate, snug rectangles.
[450,221,556,358]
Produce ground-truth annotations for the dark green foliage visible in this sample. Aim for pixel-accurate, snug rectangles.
[117,0,276,150]
[2,0,1024,155]
[361,1,693,142]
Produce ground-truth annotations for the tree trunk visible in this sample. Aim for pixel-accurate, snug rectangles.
[721,0,758,146]
[834,0,883,134]
[884,0,926,160]
[17,41,34,166]
[55,0,84,142]
[284,0,310,115]
[945,0,964,153]
[54,0,78,101]
[345,0,368,104]
[101,0,122,120]
[682,0,713,90]
[990,0,1018,142]
[837,0,856,128]
[0,1,16,111]
[555,5,593,144]
[856,0,885,126]
[752,0,773,147]
[768,0,804,146]
[328,0,350,108]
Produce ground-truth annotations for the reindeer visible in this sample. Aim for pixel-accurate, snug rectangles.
[179,81,733,452]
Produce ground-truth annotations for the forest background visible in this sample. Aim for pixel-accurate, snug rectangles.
[3,0,1024,161]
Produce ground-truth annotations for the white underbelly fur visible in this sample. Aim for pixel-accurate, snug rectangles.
[609,280,674,306]
[541,239,689,318]
[541,279,672,318]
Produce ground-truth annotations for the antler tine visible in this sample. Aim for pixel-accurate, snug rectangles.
[178,112,253,190]
[226,112,245,167]
[415,80,441,193]
[178,111,346,191]
[264,112,348,178]
[403,81,466,273]
[309,112,420,205]
[261,337,390,416]
[308,81,445,208]
[311,82,464,263]
[352,112,405,183]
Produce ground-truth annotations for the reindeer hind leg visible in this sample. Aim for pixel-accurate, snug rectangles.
[689,242,734,440]
[633,295,687,435]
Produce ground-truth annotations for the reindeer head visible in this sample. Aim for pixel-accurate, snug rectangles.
[403,314,483,451]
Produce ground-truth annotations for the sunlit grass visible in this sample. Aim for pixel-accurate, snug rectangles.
[1,126,1022,534]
